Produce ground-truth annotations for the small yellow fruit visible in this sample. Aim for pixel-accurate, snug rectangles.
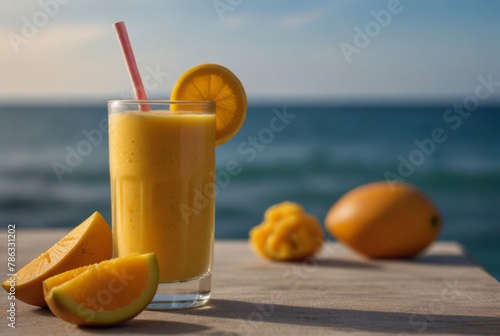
[250,201,324,261]
[325,181,441,258]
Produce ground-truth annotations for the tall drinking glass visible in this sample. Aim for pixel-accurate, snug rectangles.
[108,100,216,310]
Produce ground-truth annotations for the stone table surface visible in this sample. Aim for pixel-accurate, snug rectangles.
[1,229,499,335]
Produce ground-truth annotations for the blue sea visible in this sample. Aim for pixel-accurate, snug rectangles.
[0,103,499,279]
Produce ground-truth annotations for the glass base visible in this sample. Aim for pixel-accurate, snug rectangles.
[147,272,211,310]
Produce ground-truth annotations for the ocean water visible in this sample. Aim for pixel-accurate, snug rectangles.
[0,103,499,279]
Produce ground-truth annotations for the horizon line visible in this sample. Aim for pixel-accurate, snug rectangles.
[1,95,500,108]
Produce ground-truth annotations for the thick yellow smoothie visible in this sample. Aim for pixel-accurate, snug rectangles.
[109,110,215,282]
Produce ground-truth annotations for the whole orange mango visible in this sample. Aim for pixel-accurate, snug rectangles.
[325,181,441,258]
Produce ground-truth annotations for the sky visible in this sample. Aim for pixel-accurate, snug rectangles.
[0,0,499,104]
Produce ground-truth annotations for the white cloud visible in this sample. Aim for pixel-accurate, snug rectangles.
[0,23,118,99]
[279,8,327,29]
[0,23,107,59]
[221,14,252,28]
[18,23,106,55]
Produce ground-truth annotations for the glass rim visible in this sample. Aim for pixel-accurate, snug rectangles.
[108,99,215,107]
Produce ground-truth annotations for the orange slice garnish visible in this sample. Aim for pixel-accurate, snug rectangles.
[171,64,247,146]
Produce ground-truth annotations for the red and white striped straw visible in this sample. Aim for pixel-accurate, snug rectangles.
[114,21,150,111]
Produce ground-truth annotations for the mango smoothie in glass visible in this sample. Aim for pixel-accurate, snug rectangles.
[108,100,216,310]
